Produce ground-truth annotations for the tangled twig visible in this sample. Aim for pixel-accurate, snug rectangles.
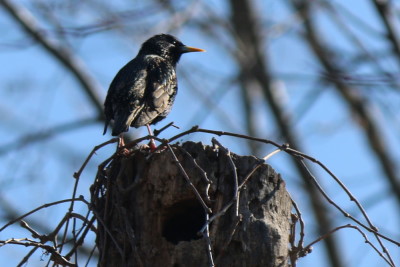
[1,126,398,266]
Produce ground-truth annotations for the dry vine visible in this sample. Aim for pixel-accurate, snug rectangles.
[0,126,398,266]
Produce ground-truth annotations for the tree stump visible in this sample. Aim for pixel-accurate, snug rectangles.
[92,141,292,267]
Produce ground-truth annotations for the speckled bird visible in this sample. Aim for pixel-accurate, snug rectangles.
[103,34,205,147]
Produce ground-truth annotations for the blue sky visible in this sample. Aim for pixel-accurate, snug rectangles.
[0,0,399,266]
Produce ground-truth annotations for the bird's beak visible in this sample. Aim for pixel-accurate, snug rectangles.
[180,46,206,53]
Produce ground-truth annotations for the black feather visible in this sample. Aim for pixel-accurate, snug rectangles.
[103,34,204,136]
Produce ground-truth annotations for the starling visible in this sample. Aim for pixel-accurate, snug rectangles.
[103,34,205,148]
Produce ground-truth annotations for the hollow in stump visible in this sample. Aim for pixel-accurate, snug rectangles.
[92,141,292,267]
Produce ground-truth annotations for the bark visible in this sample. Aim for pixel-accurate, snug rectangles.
[93,141,292,267]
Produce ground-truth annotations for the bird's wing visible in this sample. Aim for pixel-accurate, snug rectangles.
[134,57,177,126]
[104,58,148,136]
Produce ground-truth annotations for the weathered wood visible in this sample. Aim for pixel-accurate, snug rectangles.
[93,141,292,267]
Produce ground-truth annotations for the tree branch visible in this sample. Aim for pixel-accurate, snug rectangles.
[228,1,345,266]
[0,0,105,116]
[291,0,400,207]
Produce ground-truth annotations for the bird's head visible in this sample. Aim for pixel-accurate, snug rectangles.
[139,34,205,64]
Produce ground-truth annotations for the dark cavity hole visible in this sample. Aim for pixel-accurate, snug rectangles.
[162,199,206,245]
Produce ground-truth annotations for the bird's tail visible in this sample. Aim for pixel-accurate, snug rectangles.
[103,121,109,135]
[112,106,144,136]
[112,116,129,136]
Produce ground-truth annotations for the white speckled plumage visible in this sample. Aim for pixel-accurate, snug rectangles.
[103,34,204,136]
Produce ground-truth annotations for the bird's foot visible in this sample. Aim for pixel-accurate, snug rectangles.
[138,140,161,152]
[117,146,132,157]
[149,139,157,152]
[138,144,150,151]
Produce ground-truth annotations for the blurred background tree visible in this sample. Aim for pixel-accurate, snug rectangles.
[0,0,399,266]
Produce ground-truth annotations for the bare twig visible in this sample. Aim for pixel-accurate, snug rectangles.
[211,138,239,216]
[304,224,395,267]
[263,148,285,161]
[0,117,99,155]
[166,144,212,214]
[155,126,400,255]
[176,146,212,201]
[19,220,41,240]
[287,148,400,249]
[292,199,305,250]
[0,0,104,114]
[17,246,38,267]
[238,162,264,190]
[371,0,400,67]
[61,136,118,255]
[5,125,397,266]
[202,213,215,267]
[214,216,241,265]
[73,138,119,179]
[295,156,396,265]
[226,0,344,263]
[0,197,87,232]
[291,0,400,218]
[84,245,97,267]
[153,121,177,136]
[0,238,76,267]
[289,198,308,266]
[64,216,96,259]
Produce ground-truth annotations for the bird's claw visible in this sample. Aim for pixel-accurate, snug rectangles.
[117,147,132,157]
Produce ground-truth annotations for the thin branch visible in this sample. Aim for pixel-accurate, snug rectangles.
[371,0,400,67]
[17,246,38,267]
[84,245,97,267]
[152,126,400,248]
[0,238,76,267]
[263,148,284,161]
[304,224,395,267]
[73,138,119,179]
[214,216,241,265]
[291,0,400,208]
[0,0,104,115]
[153,121,177,137]
[0,117,99,155]
[166,144,212,214]
[211,138,239,216]
[295,157,396,265]
[292,199,306,250]
[64,216,96,259]
[0,197,87,232]
[202,213,215,267]
[238,163,263,190]
[176,146,212,201]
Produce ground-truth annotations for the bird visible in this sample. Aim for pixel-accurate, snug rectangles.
[103,34,205,150]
